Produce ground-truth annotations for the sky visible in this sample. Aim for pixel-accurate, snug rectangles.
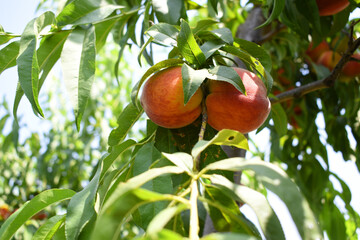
[0,1,359,239]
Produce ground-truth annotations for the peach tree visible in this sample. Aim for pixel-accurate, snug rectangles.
[0,0,359,239]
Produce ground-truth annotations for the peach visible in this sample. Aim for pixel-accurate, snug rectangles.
[342,53,360,77]
[316,0,349,16]
[317,50,342,71]
[206,68,271,134]
[140,66,203,128]
[306,41,330,62]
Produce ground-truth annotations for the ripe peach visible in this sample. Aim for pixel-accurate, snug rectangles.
[317,50,341,71]
[141,66,203,128]
[206,68,271,134]
[316,0,349,16]
[306,41,330,62]
[342,53,360,77]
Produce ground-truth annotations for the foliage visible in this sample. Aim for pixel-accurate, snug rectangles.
[0,0,360,239]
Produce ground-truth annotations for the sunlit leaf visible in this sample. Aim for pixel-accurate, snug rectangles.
[181,63,208,104]
[56,0,123,26]
[0,41,19,74]
[192,129,249,159]
[60,26,96,130]
[211,175,285,240]
[162,152,193,175]
[16,11,56,117]
[177,19,206,67]
[0,189,75,240]
[152,0,186,25]
[32,215,65,240]
[146,23,179,46]
[65,162,102,240]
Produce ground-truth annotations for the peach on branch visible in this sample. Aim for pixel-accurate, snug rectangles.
[317,50,341,71]
[342,53,360,77]
[205,68,271,134]
[140,66,203,128]
[306,41,330,62]
[316,0,349,16]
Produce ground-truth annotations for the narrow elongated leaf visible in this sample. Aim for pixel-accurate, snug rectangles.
[200,40,225,59]
[146,204,188,237]
[56,0,123,26]
[201,158,322,239]
[211,28,233,45]
[91,188,182,240]
[192,19,218,34]
[0,33,16,45]
[211,175,285,240]
[0,41,19,74]
[103,166,184,211]
[181,63,208,104]
[0,189,75,240]
[192,129,248,159]
[257,0,285,28]
[108,102,144,146]
[65,162,102,240]
[32,215,65,240]
[162,152,194,175]
[208,65,246,95]
[100,139,137,180]
[152,0,186,25]
[177,19,206,67]
[201,232,258,240]
[146,23,179,46]
[131,58,184,107]
[17,11,56,117]
[271,103,288,136]
[13,31,70,121]
[234,38,272,72]
[61,26,96,130]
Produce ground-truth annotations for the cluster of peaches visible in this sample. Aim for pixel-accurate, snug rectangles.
[141,67,271,134]
[306,37,360,82]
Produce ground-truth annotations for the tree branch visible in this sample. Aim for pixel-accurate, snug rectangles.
[271,23,360,105]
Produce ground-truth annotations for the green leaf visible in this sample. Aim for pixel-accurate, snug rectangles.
[60,26,96,130]
[0,41,19,74]
[211,175,285,240]
[32,215,65,240]
[162,152,194,175]
[207,65,246,95]
[257,0,285,28]
[204,186,261,236]
[108,102,144,146]
[65,162,102,240]
[177,19,206,67]
[201,158,322,239]
[146,204,188,238]
[192,19,219,34]
[92,188,182,240]
[181,63,207,104]
[234,38,272,72]
[94,16,120,51]
[152,0,186,25]
[146,23,179,46]
[0,189,75,240]
[0,33,16,45]
[192,129,249,159]
[56,0,123,26]
[17,11,56,117]
[100,139,137,181]
[131,58,184,108]
[13,31,70,121]
[200,40,225,59]
[201,232,259,240]
[211,28,233,45]
[271,103,288,136]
